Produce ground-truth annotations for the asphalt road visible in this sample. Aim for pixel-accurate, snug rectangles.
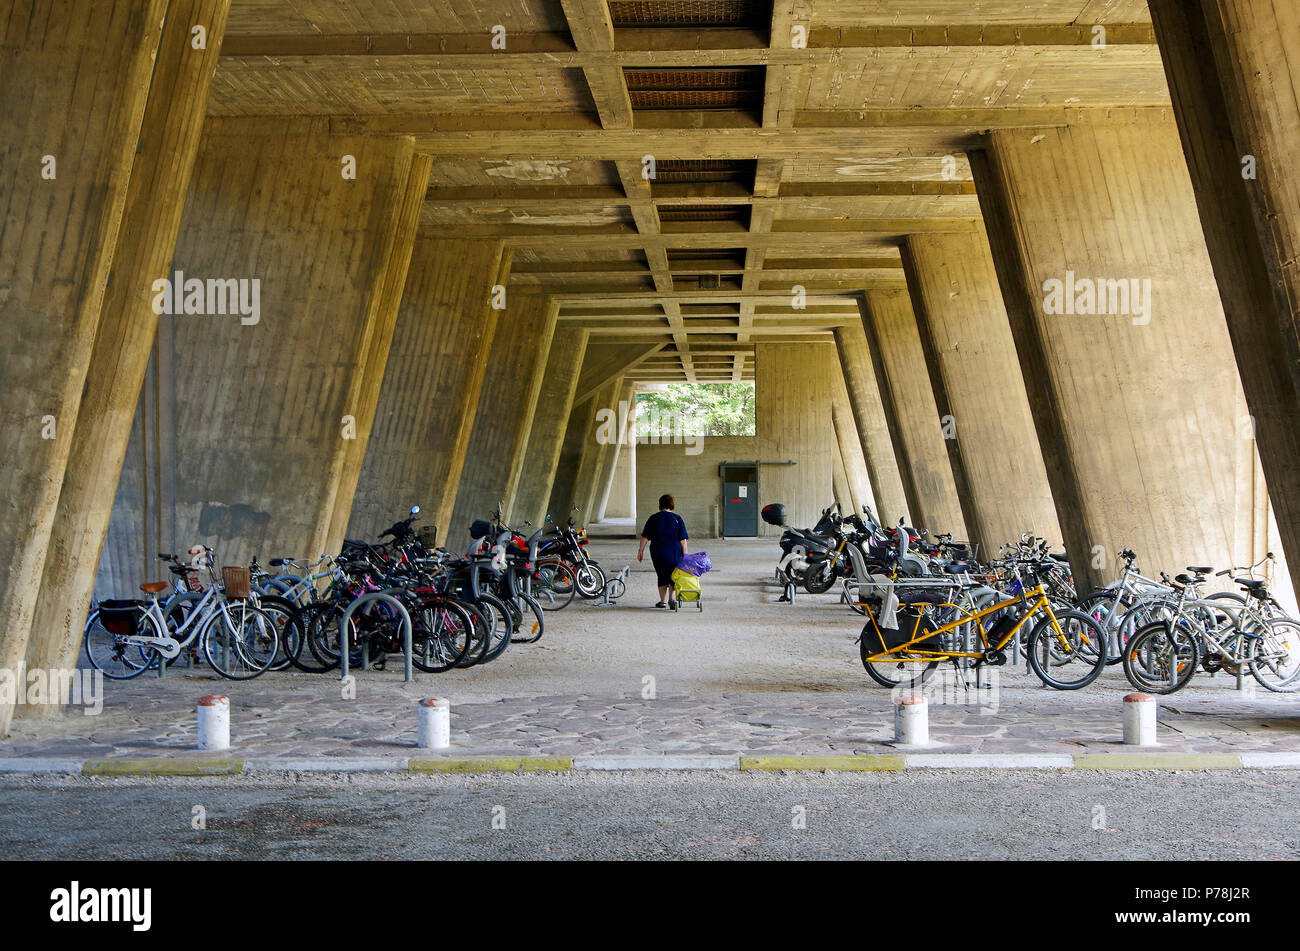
[3,768,1297,860]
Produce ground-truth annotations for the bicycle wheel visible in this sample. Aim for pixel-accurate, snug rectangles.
[1075,589,1133,666]
[859,619,940,689]
[1251,618,1300,692]
[201,601,280,680]
[1026,609,1108,690]
[411,599,473,673]
[476,592,515,662]
[1122,620,1199,694]
[447,597,488,665]
[254,595,298,671]
[534,560,576,610]
[82,608,162,680]
[510,593,546,644]
[574,561,606,599]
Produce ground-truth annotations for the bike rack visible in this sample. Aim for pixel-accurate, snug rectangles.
[592,565,630,607]
[338,591,413,683]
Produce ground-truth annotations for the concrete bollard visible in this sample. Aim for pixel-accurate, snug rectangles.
[894,693,929,746]
[196,695,230,751]
[1122,692,1158,746]
[418,698,451,750]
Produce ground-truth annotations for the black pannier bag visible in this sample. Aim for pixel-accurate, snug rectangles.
[761,503,787,526]
[863,588,949,654]
[97,599,143,637]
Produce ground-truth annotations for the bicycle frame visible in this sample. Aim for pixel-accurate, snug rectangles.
[862,581,1065,663]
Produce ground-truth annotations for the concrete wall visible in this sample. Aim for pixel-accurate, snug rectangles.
[636,437,759,538]
[100,119,419,591]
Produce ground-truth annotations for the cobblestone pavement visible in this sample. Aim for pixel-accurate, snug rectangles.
[4,539,1298,760]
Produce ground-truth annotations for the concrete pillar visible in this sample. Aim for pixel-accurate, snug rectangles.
[512,327,590,527]
[1149,0,1300,599]
[574,377,625,518]
[99,119,419,585]
[0,0,168,735]
[604,412,638,520]
[901,231,1062,558]
[971,121,1273,592]
[753,341,839,534]
[320,154,435,551]
[349,239,509,546]
[592,381,638,521]
[860,289,968,538]
[831,357,875,518]
[833,322,910,525]
[550,374,620,521]
[20,0,234,713]
[450,295,558,536]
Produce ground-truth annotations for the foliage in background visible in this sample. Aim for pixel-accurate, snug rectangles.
[636,383,756,437]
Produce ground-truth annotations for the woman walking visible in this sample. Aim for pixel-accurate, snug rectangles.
[638,494,688,608]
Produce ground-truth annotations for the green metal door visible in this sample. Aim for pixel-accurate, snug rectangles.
[721,463,758,536]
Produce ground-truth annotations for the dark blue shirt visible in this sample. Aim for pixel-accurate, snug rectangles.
[642,510,688,564]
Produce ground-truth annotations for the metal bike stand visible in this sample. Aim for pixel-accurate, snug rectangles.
[339,591,413,683]
[591,566,630,607]
[780,580,797,603]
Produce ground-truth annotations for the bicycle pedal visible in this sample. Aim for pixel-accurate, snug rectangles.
[982,649,1007,666]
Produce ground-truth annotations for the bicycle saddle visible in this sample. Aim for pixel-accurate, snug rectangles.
[943,562,973,574]
[1174,573,1196,584]
[1238,579,1267,590]
[1186,566,1213,574]
[139,581,169,594]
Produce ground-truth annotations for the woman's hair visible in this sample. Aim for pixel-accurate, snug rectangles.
[658,494,675,510]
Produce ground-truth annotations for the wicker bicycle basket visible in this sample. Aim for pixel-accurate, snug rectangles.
[221,565,251,599]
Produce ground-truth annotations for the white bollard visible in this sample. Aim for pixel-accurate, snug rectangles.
[1122,692,1158,746]
[418,698,451,750]
[196,695,230,751]
[894,693,929,746]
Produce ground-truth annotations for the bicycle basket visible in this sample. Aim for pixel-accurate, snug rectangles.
[221,566,251,599]
[98,599,142,637]
[417,524,438,549]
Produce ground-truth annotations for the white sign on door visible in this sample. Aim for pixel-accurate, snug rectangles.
[738,485,747,498]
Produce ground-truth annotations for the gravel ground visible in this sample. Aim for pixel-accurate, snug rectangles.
[2,768,1298,860]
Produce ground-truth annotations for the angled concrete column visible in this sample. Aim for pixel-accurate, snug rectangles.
[100,119,418,585]
[833,320,910,525]
[603,411,638,521]
[550,374,622,521]
[1150,0,1300,598]
[21,0,234,712]
[831,365,874,518]
[512,327,590,527]
[349,240,509,545]
[860,289,968,538]
[901,231,1062,557]
[319,154,435,551]
[592,381,638,521]
[450,295,558,537]
[568,377,624,519]
[972,122,1275,592]
[0,0,167,735]
[753,341,839,534]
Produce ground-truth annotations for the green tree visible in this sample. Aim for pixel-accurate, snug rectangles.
[636,383,755,437]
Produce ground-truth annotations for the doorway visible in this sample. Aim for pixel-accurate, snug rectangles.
[720,463,758,536]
